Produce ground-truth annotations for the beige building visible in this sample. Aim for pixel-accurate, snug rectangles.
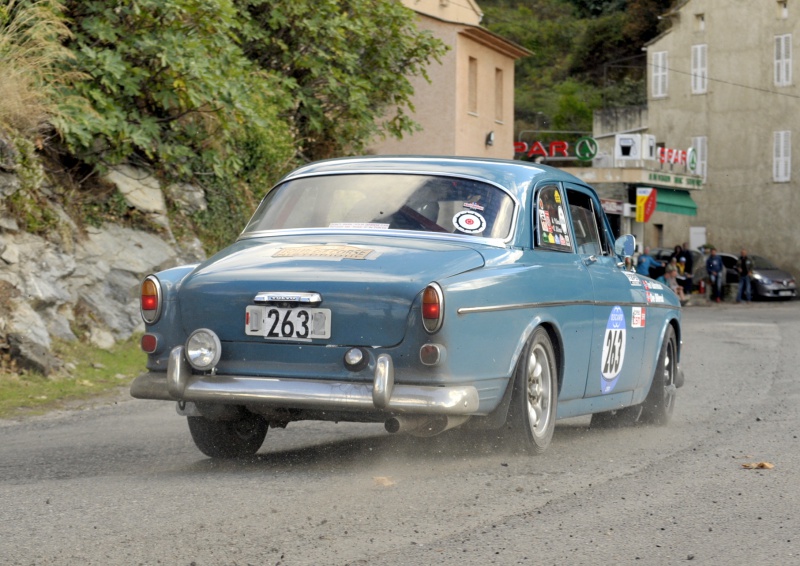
[369,0,530,158]
[642,0,800,274]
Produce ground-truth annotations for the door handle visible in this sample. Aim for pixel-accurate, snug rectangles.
[584,255,598,265]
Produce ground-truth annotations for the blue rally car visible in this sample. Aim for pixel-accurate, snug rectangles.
[131,156,684,458]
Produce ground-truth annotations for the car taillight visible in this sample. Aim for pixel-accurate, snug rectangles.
[140,275,162,324]
[422,283,444,333]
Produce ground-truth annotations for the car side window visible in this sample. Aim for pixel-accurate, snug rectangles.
[535,185,573,251]
[566,189,604,256]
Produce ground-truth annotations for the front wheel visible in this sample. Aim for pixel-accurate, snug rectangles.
[639,325,678,425]
[187,413,268,458]
[504,327,558,454]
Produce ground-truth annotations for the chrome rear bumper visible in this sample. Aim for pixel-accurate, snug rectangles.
[130,346,480,415]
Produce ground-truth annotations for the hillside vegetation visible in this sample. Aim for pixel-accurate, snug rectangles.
[481,0,673,136]
[0,0,447,251]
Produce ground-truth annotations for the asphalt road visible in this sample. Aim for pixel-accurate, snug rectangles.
[2,301,799,565]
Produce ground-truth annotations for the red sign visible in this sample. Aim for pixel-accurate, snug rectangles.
[658,147,687,165]
[514,140,570,158]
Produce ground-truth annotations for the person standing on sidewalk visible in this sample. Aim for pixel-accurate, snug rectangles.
[706,248,724,302]
[736,248,754,303]
[636,246,663,278]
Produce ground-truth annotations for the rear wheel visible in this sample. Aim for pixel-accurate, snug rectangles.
[640,325,677,425]
[187,413,268,458]
[504,327,558,454]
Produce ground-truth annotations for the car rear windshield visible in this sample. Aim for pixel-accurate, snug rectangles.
[243,173,515,239]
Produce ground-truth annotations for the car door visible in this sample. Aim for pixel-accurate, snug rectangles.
[532,183,596,403]
[563,184,647,399]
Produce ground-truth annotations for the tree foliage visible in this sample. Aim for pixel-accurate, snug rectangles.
[236,0,448,162]
[50,0,447,175]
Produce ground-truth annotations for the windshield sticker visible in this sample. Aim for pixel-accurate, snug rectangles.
[453,211,486,234]
[463,202,485,211]
[329,222,390,230]
[601,306,626,393]
[274,245,375,260]
[631,307,646,328]
[538,187,571,251]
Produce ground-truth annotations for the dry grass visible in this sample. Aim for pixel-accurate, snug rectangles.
[0,0,81,136]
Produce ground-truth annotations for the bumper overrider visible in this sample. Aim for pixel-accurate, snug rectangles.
[130,345,481,415]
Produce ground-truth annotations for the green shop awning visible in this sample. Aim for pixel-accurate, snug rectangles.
[655,189,697,216]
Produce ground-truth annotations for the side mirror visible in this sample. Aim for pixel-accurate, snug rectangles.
[614,234,636,258]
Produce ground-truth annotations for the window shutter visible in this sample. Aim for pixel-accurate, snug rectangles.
[785,35,792,85]
[775,35,792,86]
[652,52,668,97]
[691,45,708,93]
[774,131,792,182]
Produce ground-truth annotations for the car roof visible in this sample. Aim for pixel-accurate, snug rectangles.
[280,155,596,203]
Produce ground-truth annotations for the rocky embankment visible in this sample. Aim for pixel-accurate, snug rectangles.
[0,163,206,375]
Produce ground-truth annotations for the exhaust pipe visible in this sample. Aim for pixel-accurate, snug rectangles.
[384,415,469,437]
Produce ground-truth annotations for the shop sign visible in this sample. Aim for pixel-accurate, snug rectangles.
[636,188,657,223]
[647,172,703,188]
[514,136,598,162]
[658,147,698,174]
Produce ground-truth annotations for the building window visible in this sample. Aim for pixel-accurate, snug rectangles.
[775,34,792,86]
[774,130,791,182]
[494,68,503,122]
[778,1,788,19]
[652,51,668,98]
[468,57,478,115]
[692,136,708,181]
[691,44,708,94]
[695,13,705,31]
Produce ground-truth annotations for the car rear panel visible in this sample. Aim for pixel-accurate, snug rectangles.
[176,234,485,348]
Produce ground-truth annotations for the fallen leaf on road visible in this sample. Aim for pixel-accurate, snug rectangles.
[741,462,774,469]
[373,476,396,487]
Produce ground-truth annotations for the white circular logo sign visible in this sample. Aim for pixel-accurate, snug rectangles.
[453,211,486,234]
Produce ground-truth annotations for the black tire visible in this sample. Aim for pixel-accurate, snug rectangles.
[504,327,558,454]
[639,325,678,425]
[590,405,642,429]
[187,413,268,459]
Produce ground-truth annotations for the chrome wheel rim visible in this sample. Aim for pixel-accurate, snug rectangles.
[526,342,553,437]
[662,339,676,413]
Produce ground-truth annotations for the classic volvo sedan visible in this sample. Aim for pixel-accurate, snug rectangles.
[131,156,684,458]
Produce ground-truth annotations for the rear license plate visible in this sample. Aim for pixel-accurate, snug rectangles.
[245,305,331,340]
